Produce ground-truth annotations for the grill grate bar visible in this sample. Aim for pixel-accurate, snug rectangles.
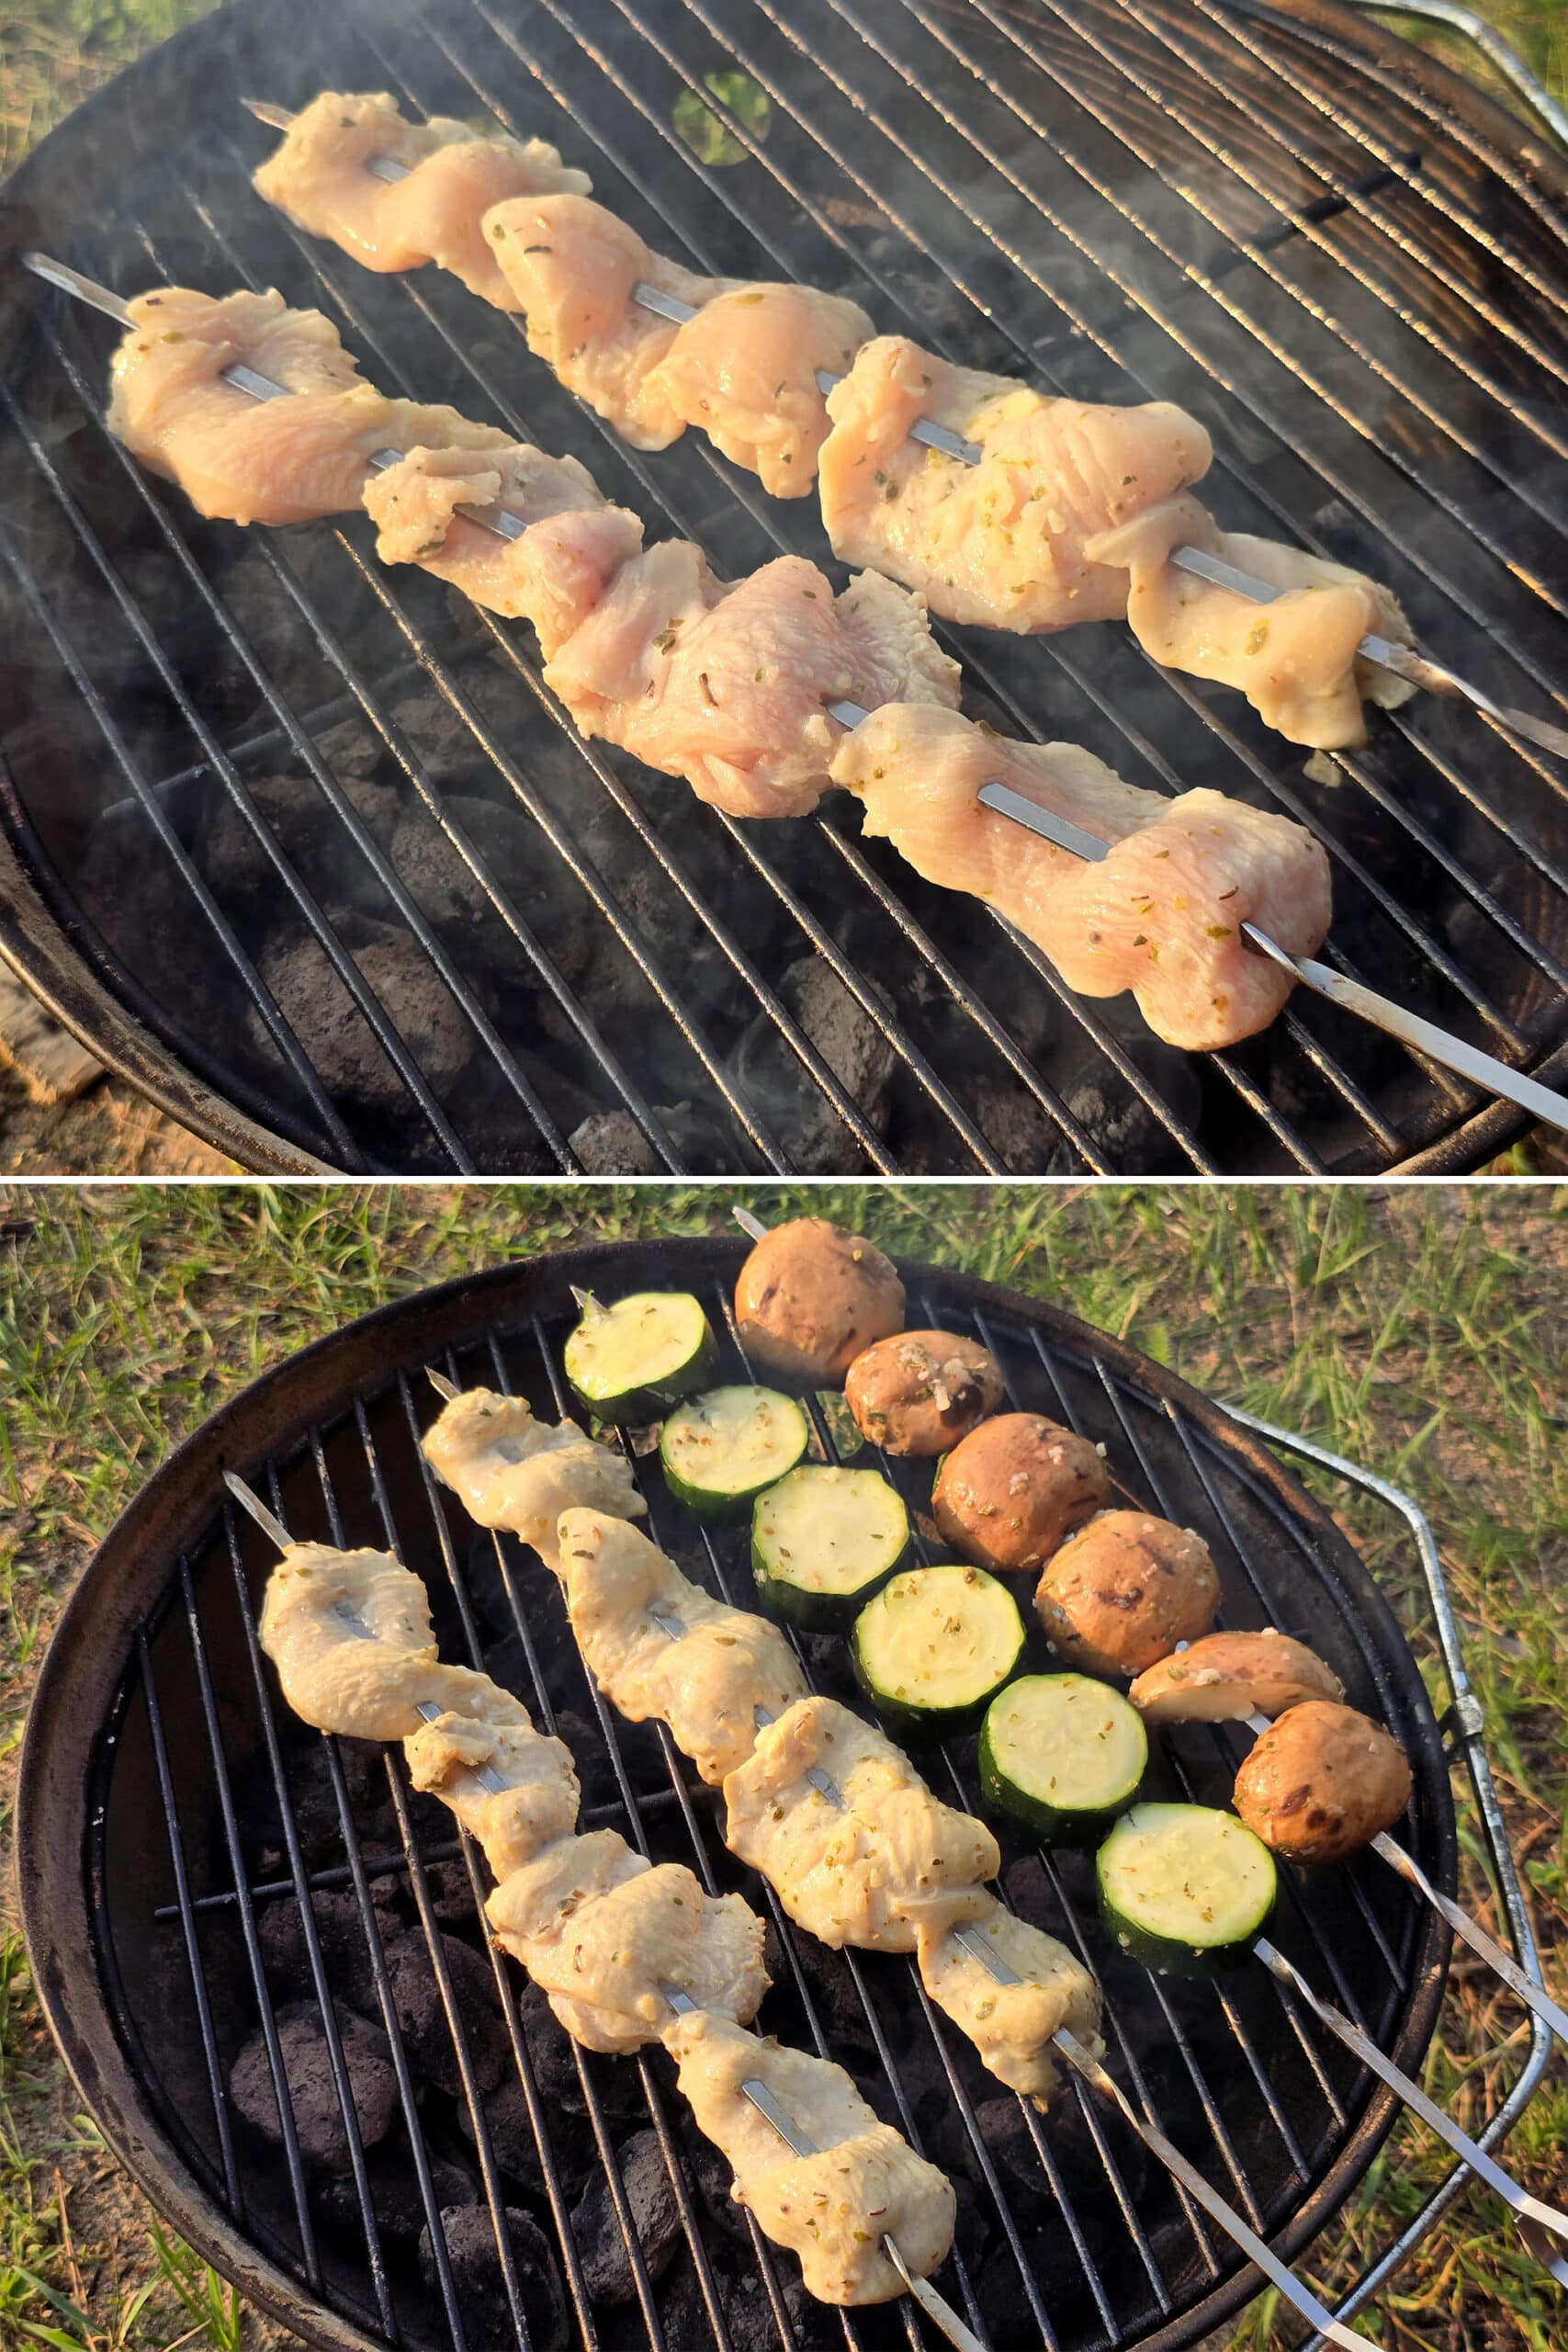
[483,0,1412,1159]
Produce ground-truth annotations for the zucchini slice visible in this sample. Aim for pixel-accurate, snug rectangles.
[659,1385,809,1520]
[563,1291,717,1423]
[751,1464,910,1629]
[852,1563,1025,1737]
[979,1675,1147,1842]
[1097,1803,1276,1975]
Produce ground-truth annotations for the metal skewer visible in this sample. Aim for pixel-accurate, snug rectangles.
[242,96,1568,762]
[28,251,1568,1135]
[421,1379,1374,2349]
[221,1468,982,2352]
[1237,1712,1568,2052]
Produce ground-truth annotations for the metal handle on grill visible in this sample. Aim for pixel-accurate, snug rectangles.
[222,1471,983,2352]
[242,97,1568,761]
[1340,0,1568,152]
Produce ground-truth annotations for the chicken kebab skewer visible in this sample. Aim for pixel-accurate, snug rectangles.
[420,1356,1568,2298]
[244,92,1568,761]
[24,252,1568,1129]
[227,1468,981,2340]
[417,1368,1383,2351]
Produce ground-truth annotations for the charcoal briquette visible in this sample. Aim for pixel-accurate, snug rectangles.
[379,1930,507,2098]
[570,2127,682,2303]
[418,2203,568,2352]
[230,2006,398,2167]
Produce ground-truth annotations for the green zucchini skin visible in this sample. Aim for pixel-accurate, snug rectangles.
[750,1465,910,1630]
[851,1564,1026,1739]
[659,1387,809,1521]
[1095,1804,1277,1978]
[978,1674,1147,1844]
[562,1292,718,1424]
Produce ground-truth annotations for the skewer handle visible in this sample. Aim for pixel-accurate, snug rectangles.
[1050,2030,1374,2350]
[1370,1831,1568,2048]
[1255,1939,1568,2277]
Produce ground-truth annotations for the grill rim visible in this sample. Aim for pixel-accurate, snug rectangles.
[1,0,1567,1175]
[18,1235,1458,2352]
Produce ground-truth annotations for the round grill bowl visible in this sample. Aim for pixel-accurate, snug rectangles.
[18,1237,1455,2352]
[3,0,1568,1176]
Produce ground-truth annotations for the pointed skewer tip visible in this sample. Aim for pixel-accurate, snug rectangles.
[243,97,297,130]
[424,1367,460,1402]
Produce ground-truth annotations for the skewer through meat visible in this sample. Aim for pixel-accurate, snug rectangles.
[256,1526,957,2304]
[421,1388,1105,2106]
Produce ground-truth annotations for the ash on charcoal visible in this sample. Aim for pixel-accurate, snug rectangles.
[682,2122,750,2246]
[728,956,897,1174]
[418,2204,568,2352]
[421,1858,480,1924]
[725,2261,840,2352]
[315,2148,477,2242]
[378,1931,507,2098]
[192,767,404,919]
[230,2005,398,2167]
[243,923,479,1109]
[570,2128,682,2303]
[569,1109,662,1176]
[257,1886,400,2010]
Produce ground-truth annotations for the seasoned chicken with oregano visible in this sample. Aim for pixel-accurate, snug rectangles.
[555,1506,807,1782]
[917,1896,1106,2103]
[830,703,1332,1050]
[420,1385,646,1572]
[253,91,590,310]
[254,1521,956,2302]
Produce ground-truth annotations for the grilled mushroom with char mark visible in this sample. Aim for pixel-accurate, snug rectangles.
[1034,1510,1220,1678]
[932,1412,1110,1573]
[1233,1701,1412,1864]
[845,1330,1003,1456]
[734,1216,905,1388]
[1129,1629,1345,1724]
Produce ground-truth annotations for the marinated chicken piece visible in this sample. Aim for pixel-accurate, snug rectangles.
[1087,493,1416,751]
[722,1696,998,1950]
[545,546,958,819]
[254,91,590,310]
[107,287,502,527]
[404,1692,581,1879]
[818,335,1212,632]
[832,704,1331,1050]
[364,441,644,652]
[917,1897,1102,2107]
[667,2011,955,2303]
[556,1509,806,1781]
[641,281,874,495]
[488,192,724,447]
[258,1540,513,1739]
[421,1387,646,1573]
[487,1830,768,2052]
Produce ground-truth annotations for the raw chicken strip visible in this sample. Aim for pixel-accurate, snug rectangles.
[917,1897,1102,2107]
[486,1830,768,2052]
[404,1694,581,1880]
[107,287,502,526]
[641,280,873,495]
[667,2011,955,2304]
[1087,493,1416,751]
[254,91,590,311]
[364,442,644,653]
[722,1696,998,1951]
[818,335,1212,632]
[421,1387,646,1573]
[545,546,959,819]
[556,1508,807,1782]
[487,192,722,447]
[831,705,1331,1050]
[258,1541,517,1739]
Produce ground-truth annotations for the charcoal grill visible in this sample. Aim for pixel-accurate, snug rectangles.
[3,0,1568,1173]
[17,1236,1554,2352]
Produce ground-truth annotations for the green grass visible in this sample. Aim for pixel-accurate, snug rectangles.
[0,1182,1564,2348]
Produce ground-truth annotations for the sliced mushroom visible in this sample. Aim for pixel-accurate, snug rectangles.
[1129,1630,1345,1724]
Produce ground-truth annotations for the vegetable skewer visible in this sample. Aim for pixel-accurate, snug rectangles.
[222,1470,982,2350]
[24,249,1568,1134]
[243,95,1568,763]
[423,1369,1378,2350]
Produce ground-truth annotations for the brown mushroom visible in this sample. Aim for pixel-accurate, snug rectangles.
[932,1413,1110,1573]
[1234,1701,1412,1863]
[734,1217,905,1388]
[1129,1630,1345,1724]
[844,1330,1003,1456]
[1034,1510,1220,1677]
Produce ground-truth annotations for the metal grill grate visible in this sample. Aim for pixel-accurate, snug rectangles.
[20,1239,1510,2352]
[3,0,1568,1172]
